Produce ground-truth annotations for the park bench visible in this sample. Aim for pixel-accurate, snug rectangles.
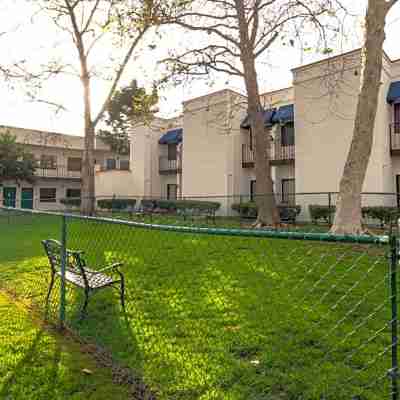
[42,239,125,319]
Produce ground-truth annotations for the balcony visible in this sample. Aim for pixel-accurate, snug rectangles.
[390,123,400,155]
[34,165,81,180]
[159,156,182,174]
[242,141,295,168]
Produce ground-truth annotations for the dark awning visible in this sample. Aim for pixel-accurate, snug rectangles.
[271,104,294,124]
[159,128,183,145]
[387,81,400,104]
[240,109,275,129]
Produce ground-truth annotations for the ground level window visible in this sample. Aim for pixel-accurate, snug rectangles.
[106,158,116,170]
[40,188,57,203]
[167,184,178,200]
[119,160,130,170]
[250,180,256,202]
[281,179,295,204]
[66,188,81,199]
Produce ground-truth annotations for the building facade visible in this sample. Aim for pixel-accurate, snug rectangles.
[0,125,128,210]
[4,48,400,216]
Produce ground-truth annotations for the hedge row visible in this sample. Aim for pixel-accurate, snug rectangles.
[97,199,137,210]
[141,199,221,212]
[309,205,400,226]
[231,202,301,221]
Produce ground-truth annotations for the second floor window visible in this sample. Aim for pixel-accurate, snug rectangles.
[67,157,82,172]
[40,155,57,169]
[106,158,116,170]
[119,160,130,170]
[280,123,295,147]
[168,144,177,161]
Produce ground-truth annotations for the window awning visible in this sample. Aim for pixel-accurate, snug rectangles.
[387,81,400,104]
[271,104,294,124]
[159,128,183,145]
[240,109,275,129]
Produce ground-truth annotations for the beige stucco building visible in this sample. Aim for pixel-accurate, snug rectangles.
[4,48,400,217]
[0,125,128,210]
[125,48,400,216]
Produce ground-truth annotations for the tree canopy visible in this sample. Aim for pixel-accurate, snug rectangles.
[0,132,36,184]
[98,80,158,155]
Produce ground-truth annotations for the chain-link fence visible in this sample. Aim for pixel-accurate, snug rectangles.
[2,192,399,233]
[0,205,399,399]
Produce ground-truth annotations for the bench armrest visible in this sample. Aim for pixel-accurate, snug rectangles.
[95,262,123,274]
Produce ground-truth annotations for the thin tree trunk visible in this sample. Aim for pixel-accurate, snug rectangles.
[235,0,279,227]
[81,72,96,215]
[331,0,391,235]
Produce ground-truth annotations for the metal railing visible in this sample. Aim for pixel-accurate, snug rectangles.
[242,140,295,167]
[159,156,182,174]
[34,165,81,179]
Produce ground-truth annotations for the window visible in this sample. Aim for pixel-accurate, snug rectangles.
[120,160,130,170]
[281,179,295,204]
[66,188,81,199]
[40,155,57,169]
[67,157,82,172]
[106,158,116,170]
[281,123,295,146]
[394,104,400,134]
[167,184,178,200]
[249,128,254,150]
[250,180,256,202]
[168,144,177,161]
[40,188,57,203]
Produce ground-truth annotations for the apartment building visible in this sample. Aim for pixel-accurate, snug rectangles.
[0,125,128,210]
[117,48,400,216]
[6,48,400,216]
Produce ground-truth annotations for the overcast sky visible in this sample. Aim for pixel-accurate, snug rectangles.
[1,0,400,136]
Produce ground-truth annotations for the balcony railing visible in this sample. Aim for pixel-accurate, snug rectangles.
[390,123,400,154]
[34,165,81,179]
[159,156,182,174]
[242,141,295,168]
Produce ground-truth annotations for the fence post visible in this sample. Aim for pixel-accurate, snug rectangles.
[390,231,399,400]
[328,192,332,226]
[59,214,67,329]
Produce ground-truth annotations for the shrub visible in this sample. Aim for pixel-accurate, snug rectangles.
[361,206,400,227]
[60,198,81,207]
[139,199,221,214]
[308,205,336,224]
[231,202,301,222]
[97,198,136,210]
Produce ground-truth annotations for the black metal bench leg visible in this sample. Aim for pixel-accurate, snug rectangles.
[120,277,125,311]
[80,289,90,320]
[45,272,55,319]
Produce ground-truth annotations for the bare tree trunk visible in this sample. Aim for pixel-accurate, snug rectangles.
[81,74,95,215]
[236,0,279,227]
[331,0,392,235]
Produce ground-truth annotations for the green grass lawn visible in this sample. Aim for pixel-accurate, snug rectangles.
[0,291,131,399]
[0,212,392,399]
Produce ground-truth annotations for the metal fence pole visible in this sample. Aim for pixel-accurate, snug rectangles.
[59,214,67,329]
[390,231,399,400]
[328,192,332,226]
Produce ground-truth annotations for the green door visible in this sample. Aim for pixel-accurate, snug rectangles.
[3,187,16,208]
[21,188,34,209]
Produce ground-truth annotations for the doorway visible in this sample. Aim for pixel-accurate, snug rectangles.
[3,187,17,208]
[21,188,34,209]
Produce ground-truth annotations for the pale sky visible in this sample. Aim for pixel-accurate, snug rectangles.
[1,0,400,136]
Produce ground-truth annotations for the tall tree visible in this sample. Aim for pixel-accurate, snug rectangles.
[30,0,180,214]
[166,0,344,227]
[98,79,159,155]
[331,0,398,235]
[0,132,36,184]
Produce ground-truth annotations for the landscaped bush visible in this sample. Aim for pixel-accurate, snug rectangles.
[97,198,136,210]
[308,205,336,224]
[231,202,301,222]
[361,206,400,227]
[60,197,81,207]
